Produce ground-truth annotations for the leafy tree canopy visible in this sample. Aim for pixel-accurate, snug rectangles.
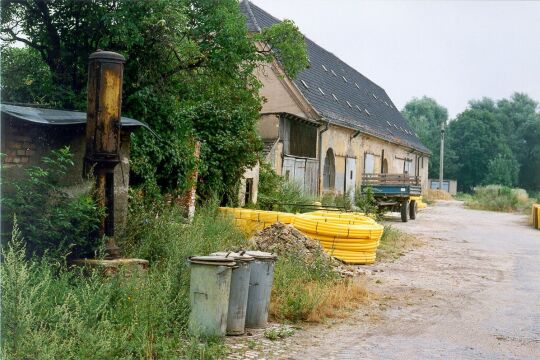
[1,0,309,201]
[446,93,539,192]
[401,96,449,178]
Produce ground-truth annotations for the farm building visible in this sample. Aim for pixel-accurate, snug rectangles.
[239,1,430,204]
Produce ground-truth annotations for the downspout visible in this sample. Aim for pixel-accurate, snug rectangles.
[318,120,330,195]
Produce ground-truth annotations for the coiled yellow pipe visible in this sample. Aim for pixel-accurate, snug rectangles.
[219,207,384,264]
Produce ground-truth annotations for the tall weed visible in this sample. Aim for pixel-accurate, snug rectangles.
[1,204,248,359]
[465,185,533,212]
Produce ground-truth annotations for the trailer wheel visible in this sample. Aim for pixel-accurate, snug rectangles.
[400,200,409,222]
[409,200,417,220]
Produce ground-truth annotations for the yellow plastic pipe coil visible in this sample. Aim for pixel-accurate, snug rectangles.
[533,204,540,230]
[410,196,428,209]
[218,208,384,264]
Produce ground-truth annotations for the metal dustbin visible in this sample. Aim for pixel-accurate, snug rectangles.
[188,256,236,337]
[210,251,254,335]
[245,251,278,328]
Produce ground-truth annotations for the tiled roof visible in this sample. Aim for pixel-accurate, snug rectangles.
[240,1,429,154]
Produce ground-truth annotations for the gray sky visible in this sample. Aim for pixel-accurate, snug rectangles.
[252,0,540,118]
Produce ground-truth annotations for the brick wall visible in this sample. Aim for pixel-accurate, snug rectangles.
[2,116,135,235]
[3,123,37,165]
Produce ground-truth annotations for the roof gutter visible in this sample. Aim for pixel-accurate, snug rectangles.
[318,119,330,195]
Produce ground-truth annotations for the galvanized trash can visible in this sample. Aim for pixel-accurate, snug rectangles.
[245,251,278,328]
[188,256,236,337]
[210,251,254,335]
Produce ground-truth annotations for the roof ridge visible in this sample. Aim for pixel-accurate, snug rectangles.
[246,1,386,95]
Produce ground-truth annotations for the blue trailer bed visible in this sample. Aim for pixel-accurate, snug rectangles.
[361,174,422,222]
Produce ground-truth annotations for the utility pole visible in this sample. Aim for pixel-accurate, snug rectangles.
[439,121,445,190]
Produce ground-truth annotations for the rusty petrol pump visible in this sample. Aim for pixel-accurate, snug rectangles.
[84,50,125,259]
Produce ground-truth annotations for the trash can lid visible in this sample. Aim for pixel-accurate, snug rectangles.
[210,251,254,262]
[245,251,277,260]
[189,256,236,267]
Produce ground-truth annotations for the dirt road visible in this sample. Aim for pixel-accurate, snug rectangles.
[278,201,540,359]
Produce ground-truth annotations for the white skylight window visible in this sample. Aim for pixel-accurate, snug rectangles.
[346,101,352,108]
[372,94,378,99]
[364,109,371,116]
[322,64,328,71]
[394,123,398,129]
[356,105,361,111]
[355,83,360,89]
[331,70,337,77]
[386,121,391,126]
[384,101,389,106]
[332,94,338,101]
[318,87,325,95]
[342,76,348,83]
[301,80,309,88]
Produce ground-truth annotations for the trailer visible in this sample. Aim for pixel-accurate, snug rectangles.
[361,173,422,222]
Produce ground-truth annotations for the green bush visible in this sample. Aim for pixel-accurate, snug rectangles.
[354,186,381,219]
[320,191,353,210]
[2,147,104,260]
[484,153,520,187]
[257,162,315,213]
[465,185,533,212]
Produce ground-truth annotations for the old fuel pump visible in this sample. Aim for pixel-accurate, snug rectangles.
[84,50,125,259]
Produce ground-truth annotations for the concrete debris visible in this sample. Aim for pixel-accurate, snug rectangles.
[249,222,366,278]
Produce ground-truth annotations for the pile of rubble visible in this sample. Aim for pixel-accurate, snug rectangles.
[249,222,366,278]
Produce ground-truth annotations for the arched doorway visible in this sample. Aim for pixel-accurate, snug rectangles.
[323,148,335,190]
[382,159,388,174]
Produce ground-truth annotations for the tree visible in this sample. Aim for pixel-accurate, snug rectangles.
[401,96,449,178]
[1,0,308,201]
[517,119,540,190]
[484,153,520,187]
[0,47,66,106]
[445,105,508,191]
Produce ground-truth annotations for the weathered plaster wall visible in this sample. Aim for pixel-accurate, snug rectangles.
[257,113,280,140]
[1,117,133,234]
[319,124,430,194]
[256,64,312,119]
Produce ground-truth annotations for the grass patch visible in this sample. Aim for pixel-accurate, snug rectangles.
[270,250,367,323]
[464,185,535,212]
[264,326,295,341]
[377,225,421,261]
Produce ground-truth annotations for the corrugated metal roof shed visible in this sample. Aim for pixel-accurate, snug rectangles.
[1,104,149,129]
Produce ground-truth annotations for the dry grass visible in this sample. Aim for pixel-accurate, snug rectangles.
[270,277,367,323]
[423,189,453,202]
[305,278,368,322]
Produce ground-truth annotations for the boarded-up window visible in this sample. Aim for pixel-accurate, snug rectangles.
[281,117,317,158]
[364,153,375,174]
